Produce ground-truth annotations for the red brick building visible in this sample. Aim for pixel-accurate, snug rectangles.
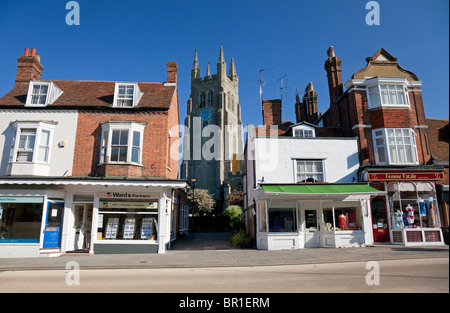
[318,47,448,245]
[0,49,188,257]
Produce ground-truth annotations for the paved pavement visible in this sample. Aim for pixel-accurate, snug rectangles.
[0,232,448,271]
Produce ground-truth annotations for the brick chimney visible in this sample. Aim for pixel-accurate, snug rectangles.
[15,48,44,85]
[166,61,178,84]
[262,99,282,126]
[295,82,318,123]
[324,46,343,105]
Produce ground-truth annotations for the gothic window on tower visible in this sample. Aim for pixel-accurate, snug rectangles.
[200,92,206,108]
[208,90,213,106]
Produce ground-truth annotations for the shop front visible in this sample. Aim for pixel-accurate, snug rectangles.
[0,177,189,257]
[253,183,385,250]
[367,170,445,246]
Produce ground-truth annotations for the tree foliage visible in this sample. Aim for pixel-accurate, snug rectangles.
[187,188,215,214]
[223,205,244,230]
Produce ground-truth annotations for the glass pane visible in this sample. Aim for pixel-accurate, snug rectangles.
[395,129,402,137]
[40,130,50,145]
[389,86,398,104]
[315,161,322,172]
[31,95,40,104]
[398,145,406,163]
[306,162,313,173]
[375,130,383,136]
[119,147,127,162]
[402,129,410,136]
[378,146,386,163]
[376,138,384,145]
[118,86,125,95]
[32,84,40,94]
[38,95,47,104]
[133,131,140,147]
[388,137,395,145]
[112,130,120,145]
[380,85,389,104]
[110,147,119,161]
[17,152,33,162]
[405,146,413,163]
[387,129,394,136]
[396,137,403,144]
[40,85,48,94]
[315,174,323,182]
[38,146,48,162]
[305,210,317,229]
[126,86,134,95]
[389,146,398,163]
[120,130,128,145]
[132,147,139,163]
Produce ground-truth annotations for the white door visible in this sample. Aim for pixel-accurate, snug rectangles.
[72,204,93,251]
[303,203,321,248]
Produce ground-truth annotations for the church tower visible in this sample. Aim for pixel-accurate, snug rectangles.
[181,45,244,209]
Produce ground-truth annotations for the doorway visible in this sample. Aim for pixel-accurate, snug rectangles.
[43,201,64,249]
[70,203,93,252]
[302,202,321,248]
[371,197,390,242]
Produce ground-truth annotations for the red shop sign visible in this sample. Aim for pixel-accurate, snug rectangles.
[368,172,444,181]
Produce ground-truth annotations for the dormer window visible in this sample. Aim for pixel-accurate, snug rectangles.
[292,123,316,138]
[25,81,63,107]
[113,83,143,107]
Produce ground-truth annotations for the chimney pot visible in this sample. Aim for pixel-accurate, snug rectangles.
[31,48,36,56]
[24,48,30,56]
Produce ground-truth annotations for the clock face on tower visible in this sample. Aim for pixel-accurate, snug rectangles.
[200,109,211,121]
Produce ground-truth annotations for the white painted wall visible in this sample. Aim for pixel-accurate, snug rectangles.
[0,110,78,176]
[253,137,359,184]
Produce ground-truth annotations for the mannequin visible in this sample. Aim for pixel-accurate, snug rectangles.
[406,204,415,225]
[338,213,347,229]
[428,199,436,228]
[393,210,404,229]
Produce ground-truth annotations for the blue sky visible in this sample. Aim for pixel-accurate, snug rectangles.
[0,0,448,129]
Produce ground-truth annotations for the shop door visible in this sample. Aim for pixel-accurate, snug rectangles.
[72,204,92,251]
[371,197,390,242]
[303,204,321,248]
[43,202,64,249]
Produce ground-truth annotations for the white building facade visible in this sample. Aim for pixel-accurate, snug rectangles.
[245,123,384,250]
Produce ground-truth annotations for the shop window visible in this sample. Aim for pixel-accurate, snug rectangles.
[0,202,44,243]
[268,208,297,232]
[388,181,441,230]
[323,205,361,231]
[100,121,145,165]
[296,160,324,182]
[97,200,158,240]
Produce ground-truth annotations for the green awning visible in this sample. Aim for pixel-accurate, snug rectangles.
[261,184,383,194]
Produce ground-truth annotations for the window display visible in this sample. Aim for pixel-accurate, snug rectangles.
[388,181,441,229]
[0,202,43,242]
[268,208,297,232]
[323,205,361,231]
[98,199,158,240]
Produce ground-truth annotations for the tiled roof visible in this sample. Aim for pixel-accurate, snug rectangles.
[0,80,176,110]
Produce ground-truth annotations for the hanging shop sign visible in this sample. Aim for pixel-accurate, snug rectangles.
[368,172,444,182]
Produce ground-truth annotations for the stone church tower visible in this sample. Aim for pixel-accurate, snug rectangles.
[181,45,244,208]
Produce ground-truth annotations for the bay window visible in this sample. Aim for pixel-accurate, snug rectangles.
[366,78,410,109]
[100,121,145,165]
[373,128,418,165]
[9,121,56,164]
